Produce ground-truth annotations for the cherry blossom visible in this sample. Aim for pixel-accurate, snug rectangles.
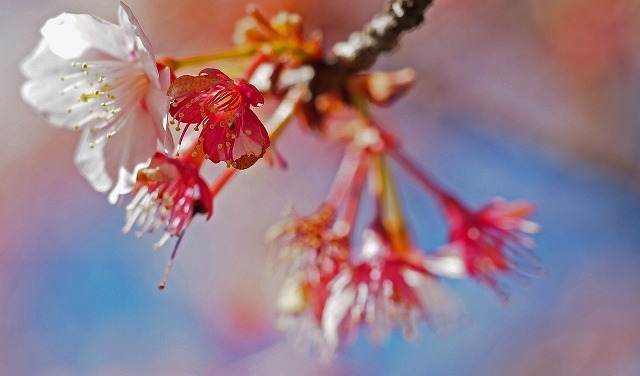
[441,198,540,293]
[19,2,544,358]
[167,68,269,169]
[122,152,212,249]
[278,223,453,359]
[21,2,171,203]
[268,205,350,279]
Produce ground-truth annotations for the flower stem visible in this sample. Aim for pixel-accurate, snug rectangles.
[326,145,365,208]
[389,146,459,207]
[264,85,304,142]
[341,150,369,234]
[375,154,410,251]
[209,168,237,197]
[159,47,257,71]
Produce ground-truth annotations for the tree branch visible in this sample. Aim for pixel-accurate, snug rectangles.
[332,0,434,73]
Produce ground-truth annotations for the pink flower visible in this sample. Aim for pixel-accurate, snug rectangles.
[322,228,451,351]
[270,206,351,338]
[442,198,540,292]
[278,224,452,358]
[167,68,269,169]
[122,152,212,249]
[21,3,172,203]
[268,205,350,279]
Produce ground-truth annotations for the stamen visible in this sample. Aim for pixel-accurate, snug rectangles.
[158,231,185,290]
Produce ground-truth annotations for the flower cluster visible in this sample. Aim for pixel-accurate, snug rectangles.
[21,3,540,358]
[20,3,272,286]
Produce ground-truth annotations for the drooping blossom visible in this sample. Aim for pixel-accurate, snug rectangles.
[268,205,351,279]
[441,197,540,293]
[122,152,212,249]
[167,68,270,169]
[21,2,171,203]
[269,205,351,338]
[278,223,453,359]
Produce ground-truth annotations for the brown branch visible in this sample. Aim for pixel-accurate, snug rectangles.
[332,0,434,73]
[304,0,434,128]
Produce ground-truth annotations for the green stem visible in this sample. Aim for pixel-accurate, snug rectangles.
[159,47,257,71]
[375,153,409,251]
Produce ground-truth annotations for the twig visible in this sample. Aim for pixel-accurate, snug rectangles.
[332,0,434,72]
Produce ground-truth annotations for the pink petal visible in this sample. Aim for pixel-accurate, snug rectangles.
[232,109,270,169]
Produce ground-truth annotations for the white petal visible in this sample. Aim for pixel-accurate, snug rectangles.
[519,219,541,234]
[74,105,159,203]
[22,68,116,129]
[107,110,159,204]
[360,228,388,259]
[20,6,160,132]
[321,278,356,353]
[423,245,468,279]
[74,131,112,193]
[118,2,160,89]
[277,277,306,314]
[41,12,130,61]
[23,5,166,205]
[144,84,171,146]
[20,40,68,79]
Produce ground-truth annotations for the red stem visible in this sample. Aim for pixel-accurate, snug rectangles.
[341,151,370,233]
[209,168,238,197]
[388,146,460,208]
[325,145,365,208]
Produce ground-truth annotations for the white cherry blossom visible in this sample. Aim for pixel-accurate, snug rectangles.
[21,2,172,203]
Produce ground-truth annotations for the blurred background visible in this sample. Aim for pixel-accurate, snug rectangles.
[2,0,640,375]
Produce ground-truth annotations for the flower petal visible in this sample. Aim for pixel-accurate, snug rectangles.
[74,131,113,193]
[167,74,223,99]
[231,109,270,169]
[236,80,264,107]
[22,4,168,204]
[40,12,130,61]
[118,2,160,89]
[200,116,230,163]
[74,104,159,203]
